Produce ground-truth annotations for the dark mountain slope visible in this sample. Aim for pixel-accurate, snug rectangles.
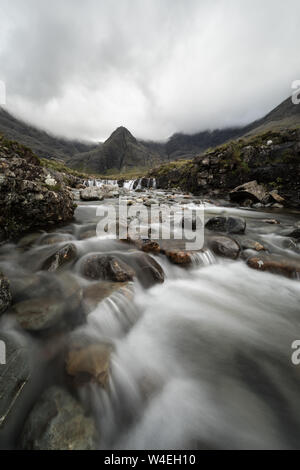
[0,107,96,161]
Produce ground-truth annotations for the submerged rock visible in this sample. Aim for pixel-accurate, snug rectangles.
[208,235,240,260]
[82,281,131,314]
[240,239,265,252]
[13,297,66,331]
[205,216,246,234]
[0,271,12,315]
[20,386,98,450]
[65,341,111,388]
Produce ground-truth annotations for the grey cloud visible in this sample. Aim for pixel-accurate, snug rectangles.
[0,0,300,141]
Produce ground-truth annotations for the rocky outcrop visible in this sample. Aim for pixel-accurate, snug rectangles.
[229,180,269,204]
[0,137,76,240]
[148,129,300,206]
[20,386,98,450]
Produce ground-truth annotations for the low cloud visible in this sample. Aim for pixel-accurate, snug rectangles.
[0,0,299,141]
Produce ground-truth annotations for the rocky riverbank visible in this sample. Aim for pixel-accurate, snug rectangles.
[148,129,300,207]
[0,136,82,241]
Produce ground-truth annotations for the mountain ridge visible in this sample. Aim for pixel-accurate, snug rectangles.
[1,95,300,173]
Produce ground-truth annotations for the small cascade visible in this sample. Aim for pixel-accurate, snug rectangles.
[123,180,136,190]
[85,179,119,188]
[136,178,142,190]
[190,249,216,267]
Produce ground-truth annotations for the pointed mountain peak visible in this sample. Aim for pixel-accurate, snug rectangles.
[105,126,136,144]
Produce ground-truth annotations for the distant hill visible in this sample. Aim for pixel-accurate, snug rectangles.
[242,96,300,137]
[0,107,96,162]
[68,126,161,173]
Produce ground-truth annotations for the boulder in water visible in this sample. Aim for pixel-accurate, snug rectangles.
[13,297,66,331]
[79,187,104,201]
[41,243,77,272]
[136,239,161,254]
[205,216,246,234]
[208,235,240,260]
[247,256,300,279]
[0,271,12,315]
[20,386,98,450]
[165,250,192,266]
[81,254,135,282]
[121,251,165,288]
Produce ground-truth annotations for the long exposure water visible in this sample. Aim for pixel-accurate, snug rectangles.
[1,186,300,449]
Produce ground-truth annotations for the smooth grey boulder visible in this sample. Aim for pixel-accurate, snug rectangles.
[20,386,98,450]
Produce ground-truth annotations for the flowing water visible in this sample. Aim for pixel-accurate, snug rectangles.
[1,187,300,449]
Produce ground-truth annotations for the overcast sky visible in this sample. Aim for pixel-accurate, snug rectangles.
[0,0,299,142]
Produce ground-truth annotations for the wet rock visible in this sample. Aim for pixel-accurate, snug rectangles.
[0,271,12,315]
[136,239,161,254]
[79,187,104,201]
[240,239,265,252]
[125,252,165,288]
[205,216,246,234]
[81,254,135,282]
[82,281,131,314]
[41,243,77,272]
[208,236,240,260]
[230,180,268,204]
[165,250,192,266]
[247,257,300,279]
[65,342,111,387]
[20,386,97,450]
[287,228,300,239]
[13,297,66,331]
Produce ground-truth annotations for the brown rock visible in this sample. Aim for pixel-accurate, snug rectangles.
[165,250,192,265]
[65,343,111,387]
[247,257,300,279]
